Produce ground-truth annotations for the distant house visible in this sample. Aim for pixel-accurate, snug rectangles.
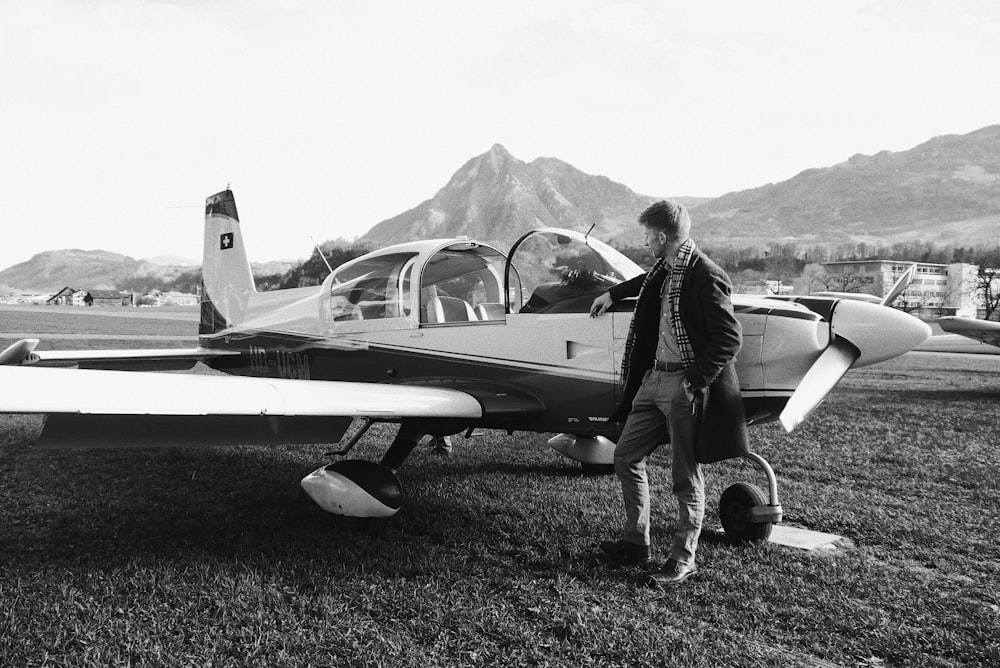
[88,290,133,307]
[46,287,132,307]
[46,287,84,306]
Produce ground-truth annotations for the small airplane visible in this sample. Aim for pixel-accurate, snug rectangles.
[0,190,931,541]
[936,316,1000,350]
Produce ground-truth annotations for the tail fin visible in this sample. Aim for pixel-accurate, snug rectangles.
[199,190,256,335]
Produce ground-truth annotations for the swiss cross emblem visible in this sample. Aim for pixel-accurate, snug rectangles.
[220,232,234,250]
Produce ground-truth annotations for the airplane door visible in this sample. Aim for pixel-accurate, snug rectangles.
[502,228,646,428]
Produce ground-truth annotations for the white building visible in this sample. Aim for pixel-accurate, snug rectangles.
[821,260,980,317]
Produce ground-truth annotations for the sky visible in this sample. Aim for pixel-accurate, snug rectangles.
[2,0,999,270]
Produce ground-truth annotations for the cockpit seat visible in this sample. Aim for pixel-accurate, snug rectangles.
[427,296,477,323]
[474,302,505,321]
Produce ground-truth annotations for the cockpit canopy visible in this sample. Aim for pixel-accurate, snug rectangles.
[318,228,644,327]
[320,241,507,326]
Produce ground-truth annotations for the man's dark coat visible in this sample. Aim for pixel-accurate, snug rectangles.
[608,248,749,463]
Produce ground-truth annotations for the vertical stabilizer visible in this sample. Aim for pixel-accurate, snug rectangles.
[200,190,256,335]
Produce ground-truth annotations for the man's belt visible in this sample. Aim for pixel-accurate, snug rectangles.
[653,360,684,372]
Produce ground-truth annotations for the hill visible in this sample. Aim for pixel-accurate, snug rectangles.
[693,124,1000,250]
[0,250,176,293]
[0,249,294,294]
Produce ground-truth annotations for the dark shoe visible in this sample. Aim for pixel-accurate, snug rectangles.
[599,539,650,565]
[646,559,698,587]
[430,435,453,457]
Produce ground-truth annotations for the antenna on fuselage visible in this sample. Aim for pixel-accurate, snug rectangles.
[583,223,596,244]
[311,236,334,276]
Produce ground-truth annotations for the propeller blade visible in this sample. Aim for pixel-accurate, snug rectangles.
[779,337,860,432]
[881,262,917,306]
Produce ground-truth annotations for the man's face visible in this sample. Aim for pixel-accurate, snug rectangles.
[642,225,683,261]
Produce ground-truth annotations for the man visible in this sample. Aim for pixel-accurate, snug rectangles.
[589,200,747,587]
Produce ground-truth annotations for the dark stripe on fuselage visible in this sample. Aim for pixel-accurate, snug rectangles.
[733,303,823,321]
[759,296,837,322]
[202,329,792,438]
[203,331,620,437]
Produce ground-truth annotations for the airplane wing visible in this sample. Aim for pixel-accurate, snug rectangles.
[0,365,483,449]
[936,316,1000,349]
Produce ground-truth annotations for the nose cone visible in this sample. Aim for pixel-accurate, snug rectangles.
[830,300,931,367]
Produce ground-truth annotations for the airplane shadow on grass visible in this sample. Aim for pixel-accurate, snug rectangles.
[0,436,625,575]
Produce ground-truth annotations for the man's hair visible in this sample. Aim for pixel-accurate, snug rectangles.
[638,200,690,241]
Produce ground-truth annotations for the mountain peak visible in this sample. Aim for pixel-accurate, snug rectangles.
[361,146,659,249]
[483,143,516,172]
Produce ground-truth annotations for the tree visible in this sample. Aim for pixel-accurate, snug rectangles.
[975,251,1000,320]
[794,263,829,295]
[277,243,372,289]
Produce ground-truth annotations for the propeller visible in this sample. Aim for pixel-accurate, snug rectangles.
[777,295,930,432]
[779,337,860,432]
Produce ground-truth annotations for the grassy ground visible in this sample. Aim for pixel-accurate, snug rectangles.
[0,304,198,351]
[0,308,998,666]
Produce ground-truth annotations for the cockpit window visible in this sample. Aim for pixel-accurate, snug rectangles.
[419,244,506,323]
[323,252,416,323]
[506,230,643,314]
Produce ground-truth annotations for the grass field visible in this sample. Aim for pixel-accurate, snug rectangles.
[1,307,998,666]
[0,304,199,351]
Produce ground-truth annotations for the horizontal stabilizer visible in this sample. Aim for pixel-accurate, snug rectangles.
[0,339,39,365]
[28,347,238,371]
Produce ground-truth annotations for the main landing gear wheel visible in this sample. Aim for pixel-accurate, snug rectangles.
[720,482,773,542]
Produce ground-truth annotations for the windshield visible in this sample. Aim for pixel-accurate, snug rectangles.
[505,229,644,314]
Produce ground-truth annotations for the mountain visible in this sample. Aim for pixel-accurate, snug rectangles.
[5,126,998,290]
[0,249,292,293]
[692,125,1000,249]
[143,255,198,266]
[360,144,680,250]
[0,250,154,292]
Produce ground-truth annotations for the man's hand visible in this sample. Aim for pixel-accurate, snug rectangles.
[589,292,613,317]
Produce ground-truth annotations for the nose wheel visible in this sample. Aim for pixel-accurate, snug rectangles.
[719,452,783,542]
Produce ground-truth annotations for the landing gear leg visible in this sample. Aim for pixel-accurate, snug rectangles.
[719,451,784,542]
[379,421,426,472]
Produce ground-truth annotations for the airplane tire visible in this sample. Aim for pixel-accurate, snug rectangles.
[720,482,772,542]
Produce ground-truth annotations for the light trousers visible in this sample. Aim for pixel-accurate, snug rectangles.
[613,368,704,566]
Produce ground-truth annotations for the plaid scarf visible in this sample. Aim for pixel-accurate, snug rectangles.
[620,239,698,386]
[667,238,697,365]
